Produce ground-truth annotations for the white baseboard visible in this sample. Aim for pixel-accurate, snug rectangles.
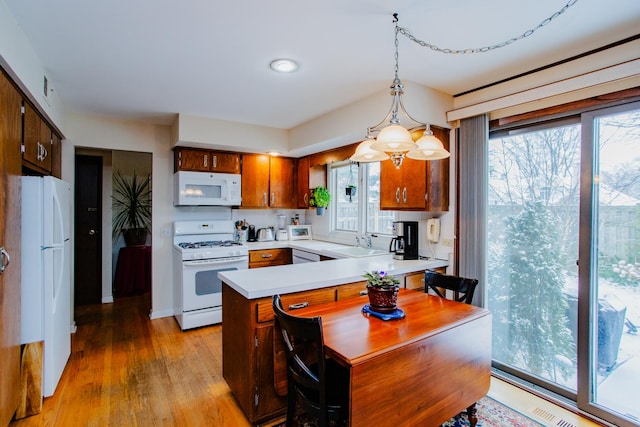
[149,308,174,320]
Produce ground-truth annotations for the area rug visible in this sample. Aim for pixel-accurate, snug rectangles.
[268,396,543,427]
[442,396,544,427]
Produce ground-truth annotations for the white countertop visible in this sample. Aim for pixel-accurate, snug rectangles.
[219,242,448,299]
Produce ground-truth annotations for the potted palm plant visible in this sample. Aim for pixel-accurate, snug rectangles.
[112,170,152,247]
[309,185,331,215]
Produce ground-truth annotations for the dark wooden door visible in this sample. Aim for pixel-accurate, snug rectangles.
[74,155,102,306]
[0,69,23,426]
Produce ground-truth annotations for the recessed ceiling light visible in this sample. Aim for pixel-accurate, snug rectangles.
[269,59,298,73]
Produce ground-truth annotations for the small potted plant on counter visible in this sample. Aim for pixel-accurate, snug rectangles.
[363,270,400,313]
[309,185,331,215]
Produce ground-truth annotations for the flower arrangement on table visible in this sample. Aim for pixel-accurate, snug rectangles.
[363,271,401,314]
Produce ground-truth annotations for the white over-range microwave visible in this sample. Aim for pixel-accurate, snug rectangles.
[174,171,242,206]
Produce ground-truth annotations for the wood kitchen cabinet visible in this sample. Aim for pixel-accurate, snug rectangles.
[296,156,310,208]
[174,147,240,173]
[0,69,23,426]
[50,133,62,179]
[296,156,326,209]
[22,102,52,174]
[222,284,337,424]
[241,154,296,209]
[248,248,292,269]
[380,126,450,211]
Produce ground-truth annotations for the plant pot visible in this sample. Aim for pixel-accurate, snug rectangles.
[366,284,399,313]
[345,186,356,197]
[316,206,325,216]
[123,228,148,247]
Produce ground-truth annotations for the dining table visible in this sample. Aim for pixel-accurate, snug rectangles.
[290,288,492,427]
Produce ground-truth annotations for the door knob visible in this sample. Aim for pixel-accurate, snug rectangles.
[0,246,10,274]
[89,229,96,235]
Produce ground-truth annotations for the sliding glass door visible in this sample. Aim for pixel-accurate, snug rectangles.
[487,101,640,426]
[579,105,640,425]
[487,120,581,395]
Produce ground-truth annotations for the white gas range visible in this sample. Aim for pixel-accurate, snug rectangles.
[173,220,248,330]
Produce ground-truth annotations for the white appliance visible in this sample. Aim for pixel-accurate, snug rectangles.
[292,249,320,264]
[21,176,72,397]
[173,220,248,330]
[173,171,241,206]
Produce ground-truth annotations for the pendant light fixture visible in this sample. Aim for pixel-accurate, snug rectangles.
[350,13,449,168]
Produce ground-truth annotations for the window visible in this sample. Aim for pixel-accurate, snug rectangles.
[330,162,395,236]
[479,102,640,426]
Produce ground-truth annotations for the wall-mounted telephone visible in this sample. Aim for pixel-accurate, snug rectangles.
[427,218,440,243]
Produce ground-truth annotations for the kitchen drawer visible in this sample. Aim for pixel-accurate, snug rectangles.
[404,271,425,291]
[335,281,368,300]
[249,248,292,268]
[256,287,336,323]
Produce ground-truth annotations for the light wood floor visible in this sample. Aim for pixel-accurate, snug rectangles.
[10,294,605,427]
[10,294,251,427]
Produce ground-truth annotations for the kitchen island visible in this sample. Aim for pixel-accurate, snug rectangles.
[218,255,447,425]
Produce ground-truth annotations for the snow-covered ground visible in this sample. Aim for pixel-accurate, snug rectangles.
[595,282,639,421]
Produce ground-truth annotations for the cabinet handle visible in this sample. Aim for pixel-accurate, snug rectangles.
[359,290,368,296]
[288,302,309,310]
[37,142,43,161]
[424,192,428,202]
[0,246,10,274]
[212,155,217,169]
[402,187,407,203]
[203,154,208,168]
[304,193,308,204]
[263,193,267,206]
[261,254,273,258]
[395,187,400,203]
[271,193,275,205]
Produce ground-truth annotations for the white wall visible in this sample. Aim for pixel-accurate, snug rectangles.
[65,113,175,319]
[0,0,65,131]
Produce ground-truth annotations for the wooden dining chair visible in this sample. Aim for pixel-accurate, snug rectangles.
[272,295,349,427]
[424,270,479,305]
[423,271,481,427]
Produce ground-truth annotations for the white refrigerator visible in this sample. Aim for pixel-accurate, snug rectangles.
[21,176,72,397]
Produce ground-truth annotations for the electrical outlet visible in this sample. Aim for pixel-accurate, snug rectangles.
[442,238,454,247]
[161,227,171,237]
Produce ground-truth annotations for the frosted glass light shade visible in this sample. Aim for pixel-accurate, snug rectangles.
[406,132,450,160]
[370,124,416,152]
[350,139,390,162]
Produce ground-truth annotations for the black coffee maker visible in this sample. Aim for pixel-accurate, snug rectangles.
[247,225,257,242]
[390,221,418,260]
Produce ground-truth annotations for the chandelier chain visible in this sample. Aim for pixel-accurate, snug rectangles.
[397,0,578,54]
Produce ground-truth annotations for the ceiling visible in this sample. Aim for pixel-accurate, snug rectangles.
[5,0,640,129]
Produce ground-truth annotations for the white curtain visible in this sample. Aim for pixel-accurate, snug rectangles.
[458,114,488,307]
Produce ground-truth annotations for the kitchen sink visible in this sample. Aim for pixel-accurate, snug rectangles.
[324,247,388,258]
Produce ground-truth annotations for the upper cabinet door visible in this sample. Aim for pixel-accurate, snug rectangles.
[269,157,296,209]
[210,151,240,174]
[175,147,240,174]
[296,156,310,208]
[22,103,52,174]
[241,154,271,208]
[380,126,449,211]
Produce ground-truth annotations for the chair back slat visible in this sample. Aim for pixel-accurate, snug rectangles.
[424,271,479,305]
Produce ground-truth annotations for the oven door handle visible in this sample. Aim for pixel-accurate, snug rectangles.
[182,256,248,267]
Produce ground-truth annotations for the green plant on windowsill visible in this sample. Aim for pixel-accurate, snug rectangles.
[309,185,331,215]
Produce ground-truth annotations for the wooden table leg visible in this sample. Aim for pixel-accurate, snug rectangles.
[467,403,478,427]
